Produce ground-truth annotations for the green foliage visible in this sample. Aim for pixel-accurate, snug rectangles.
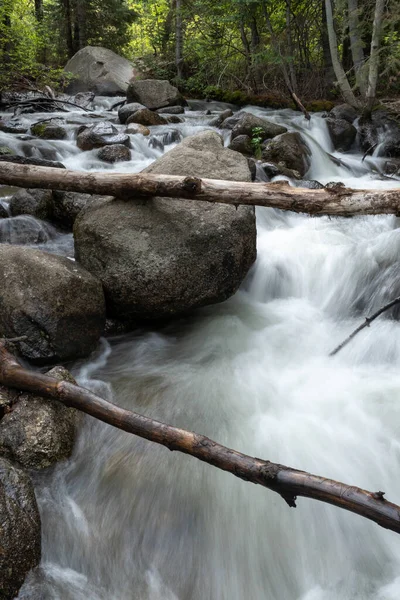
[250,126,264,159]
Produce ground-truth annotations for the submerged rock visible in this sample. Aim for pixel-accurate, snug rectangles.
[0,155,65,168]
[0,245,106,362]
[77,121,130,151]
[0,457,41,600]
[0,119,28,134]
[74,130,256,321]
[126,79,185,111]
[261,132,311,177]
[0,367,81,470]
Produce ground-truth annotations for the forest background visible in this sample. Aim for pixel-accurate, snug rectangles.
[0,0,400,109]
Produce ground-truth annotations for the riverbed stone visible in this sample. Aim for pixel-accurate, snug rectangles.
[9,189,54,221]
[31,119,67,140]
[326,117,357,151]
[0,119,28,134]
[329,103,358,123]
[74,130,256,321]
[98,143,131,163]
[126,79,185,111]
[228,134,253,155]
[261,132,311,177]
[126,108,168,127]
[125,123,150,135]
[0,245,106,362]
[0,457,41,600]
[118,102,146,124]
[231,112,287,141]
[77,121,130,151]
[156,105,185,115]
[51,191,93,229]
[0,155,65,168]
[0,367,80,470]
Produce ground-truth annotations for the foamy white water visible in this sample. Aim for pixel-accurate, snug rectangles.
[14,101,400,600]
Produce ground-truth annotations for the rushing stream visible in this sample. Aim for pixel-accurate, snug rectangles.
[3,98,400,599]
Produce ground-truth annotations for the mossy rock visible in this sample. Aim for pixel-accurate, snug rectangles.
[305,100,335,112]
[0,146,14,156]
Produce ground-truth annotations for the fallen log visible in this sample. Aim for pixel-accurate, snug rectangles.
[1,340,400,534]
[1,161,400,216]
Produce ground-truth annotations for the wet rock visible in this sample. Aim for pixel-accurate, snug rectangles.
[0,367,81,470]
[247,157,257,181]
[260,162,302,180]
[97,143,131,163]
[293,179,324,189]
[221,114,241,129]
[118,102,146,124]
[127,79,185,111]
[125,108,168,127]
[208,108,234,128]
[73,91,95,107]
[329,103,358,123]
[231,113,287,141]
[77,121,130,151]
[9,189,54,221]
[379,128,400,158]
[31,119,67,140]
[0,155,65,168]
[0,119,28,134]
[74,130,256,321]
[165,115,183,124]
[326,117,357,151]
[0,457,41,600]
[156,105,185,115]
[125,123,150,136]
[0,244,106,363]
[0,204,8,218]
[64,46,138,95]
[261,132,311,177]
[0,216,54,245]
[228,134,253,155]
[51,191,93,229]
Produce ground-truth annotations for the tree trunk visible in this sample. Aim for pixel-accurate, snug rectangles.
[365,0,385,114]
[175,0,183,79]
[0,340,400,534]
[2,162,400,217]
[62,0,74,59]
[321,0,336,94]
[348,0,366,96]
[34,0,43,22]
[285,1,298,93]
[324,0,359,107]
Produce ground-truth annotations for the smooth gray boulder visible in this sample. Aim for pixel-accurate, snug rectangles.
[231,112,287,141]
[74,131,256,321]
[0,245,106,362]
[0,457,41,600]
[228,134,253,155]
[329,103,358,123]
[126,79,185,110]
[261,132,311,177]
[98,143,131,163]
[0,367,80,470]
[9,189,54,221]
[125,108,167,126]
[77,121,130,151]
[118,102,145,124]
[64,46,137,95]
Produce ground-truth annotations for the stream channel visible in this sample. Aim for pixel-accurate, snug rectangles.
[2,98,400,600]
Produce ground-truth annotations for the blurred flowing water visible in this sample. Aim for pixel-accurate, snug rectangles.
[10,100,400,599]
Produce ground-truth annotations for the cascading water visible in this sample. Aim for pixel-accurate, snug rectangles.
[7,99,400,599]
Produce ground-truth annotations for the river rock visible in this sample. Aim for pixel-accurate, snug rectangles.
[231,113,287,141]
[156,105,185,115]
[64,46,137,95]
[0,119,28,134]
[77,121,130,151]
[0,457,41,600]
[165,115,183,124]
[0,216,53,245]
[126,79,185,111]
[31,119,67,140]
[0,146,14,156]
[0,155,65,168]
[118,102,146,124]
[73,91,95,107]
[228,134,253,155]
[329,103,358,123]
[51,191,93,229]
[208,108,235,128]
[0,367,80,470]
[326,117,357,151]
[97,144,131,163]
[125,123,150,136]
[0,245,106,362]
[9,189,54,221]
[261,132,311,177]
[125,108,168,127]
[0,204,9,218]
[74,130,256,321]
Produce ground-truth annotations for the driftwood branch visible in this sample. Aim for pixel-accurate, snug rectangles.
[0,340,400,534]
[3,97,89,113]
[1,162,400,216]
[330,296,400,356]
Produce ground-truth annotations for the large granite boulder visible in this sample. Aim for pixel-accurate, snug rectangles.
[126,79,185,111]
[64,46,137,95]
[74,131,256,321]
[0,367,80,470]
[230,112,287,141]
[261,132,311,177]
[0,245,105,362]
[0,457,41,600]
